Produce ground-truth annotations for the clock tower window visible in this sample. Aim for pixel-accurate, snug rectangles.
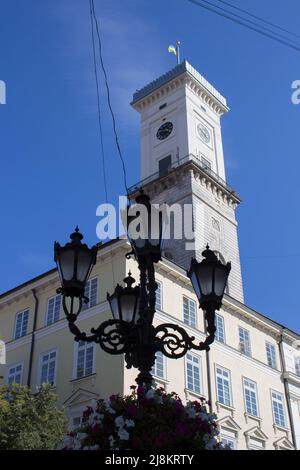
[159,155,172,177]
[201,156,212,170]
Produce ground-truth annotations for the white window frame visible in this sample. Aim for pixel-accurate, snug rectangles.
[45,294,61,326]
[239,326,251,357]
[183,296,197,328]
[215,365,232,407]
[82,277,98,310]
[38,349,58,386]
[220,435,236,449]
[6,362,23,385]
[14,309,29,339]
[294,357,300,377]
[266,341,277,369]
[73,341,96,379]
[243,377,259,418]
[185,352,202,395]
[271,390,287,428]
[215,313,225,343]
[155,281,162,312]
[151,350,166,380]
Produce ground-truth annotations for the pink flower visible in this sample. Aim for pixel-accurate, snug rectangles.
[92,423,101,433]
[137,386,145,397]
[109,394,119,401]
[83,406,93,420]
[126,403,137,418]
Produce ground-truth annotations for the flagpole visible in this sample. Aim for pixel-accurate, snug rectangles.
[176,40,181,64]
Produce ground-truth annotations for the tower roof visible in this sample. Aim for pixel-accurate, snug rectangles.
[131,60,228,110]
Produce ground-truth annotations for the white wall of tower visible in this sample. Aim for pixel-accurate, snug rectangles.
[132,63,243,302]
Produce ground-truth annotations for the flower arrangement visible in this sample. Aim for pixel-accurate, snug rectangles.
[63,386,225,451]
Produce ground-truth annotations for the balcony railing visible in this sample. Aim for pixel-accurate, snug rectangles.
[127,153,239,198]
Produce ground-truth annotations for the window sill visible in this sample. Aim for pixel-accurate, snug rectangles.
[215,401,235,417]
[70,373,97,389]
[273,423,289,435]
[215,339,225,345]
[152,376,169,388]
[244,412,261,425]
[184,388,206,402]
[34,384,57,394]
[183,321,197,330]
[239,351,252,358]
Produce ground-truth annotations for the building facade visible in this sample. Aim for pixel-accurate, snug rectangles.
[0,62,300,450]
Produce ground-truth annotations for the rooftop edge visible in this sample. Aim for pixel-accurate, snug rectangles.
[131,60,228,108]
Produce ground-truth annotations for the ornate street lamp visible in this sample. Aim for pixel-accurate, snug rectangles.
[54,227,97,299]
[107,272,140,324]
[54,194,231,388]
[187,246,231,346]
[126,191,164,264]
[54,227,98,327]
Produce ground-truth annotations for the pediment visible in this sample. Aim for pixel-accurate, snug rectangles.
[63,388,99,407]
[217,415,241,433]
[273,437,294,450]
[244,426,268,442]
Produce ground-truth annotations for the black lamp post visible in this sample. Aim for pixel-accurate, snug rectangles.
[54,193,231,388]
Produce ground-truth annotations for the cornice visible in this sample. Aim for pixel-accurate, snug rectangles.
[0,273,58,311]
[6,334,31,352]
[131,61,229,116]
[153,303,284,378]
[282,371,300,387]
[155,258,300,342]
[0,239,128,309]
[130,164,240,212]
[222,302,281,339]
[190,164,240,207]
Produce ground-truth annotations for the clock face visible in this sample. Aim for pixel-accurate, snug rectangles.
[156,121,173,141]
[197,123,211,144]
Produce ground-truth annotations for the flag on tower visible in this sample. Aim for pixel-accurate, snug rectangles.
[168,45,177,56]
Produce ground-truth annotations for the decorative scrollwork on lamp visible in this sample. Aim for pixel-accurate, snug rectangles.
[54,193,231,388]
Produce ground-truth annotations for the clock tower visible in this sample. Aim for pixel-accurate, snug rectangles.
[130,61,244,302]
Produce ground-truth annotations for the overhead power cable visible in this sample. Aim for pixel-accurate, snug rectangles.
[208,0,300,47]
[90,0,129,196]
[215,0,300,40]
[89,0,108,204]
[89,0,117,285]
[187,0,300,53]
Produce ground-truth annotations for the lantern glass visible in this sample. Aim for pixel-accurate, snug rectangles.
[190,270,201,300]
[187,246,231,306]
[54,228,97,298]
[77,250,93,283]
[107,273,140,324]
[120,294,138,323]
[214,265,228,297]
[59,248,74,281]
[109,295,120,321]
[126,192,165,261]
[149,209,162,248]
[198,264,213,296]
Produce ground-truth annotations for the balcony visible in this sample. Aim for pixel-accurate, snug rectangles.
[127,153,240,201]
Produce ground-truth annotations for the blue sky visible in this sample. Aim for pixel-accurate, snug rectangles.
[0,0,300,332]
